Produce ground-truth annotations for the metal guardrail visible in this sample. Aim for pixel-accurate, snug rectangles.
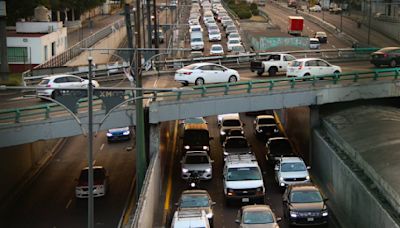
[2,68,400,124]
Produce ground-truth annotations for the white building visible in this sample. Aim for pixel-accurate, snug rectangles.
[6,21,67,73]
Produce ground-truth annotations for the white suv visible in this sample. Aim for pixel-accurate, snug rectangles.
[37,74,100,99]
[171,210,210,228]
[287,58,341,78]
[274,157,310,187]
[223,154,265,205]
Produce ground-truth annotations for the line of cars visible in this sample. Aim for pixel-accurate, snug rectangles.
[171,112,329,227]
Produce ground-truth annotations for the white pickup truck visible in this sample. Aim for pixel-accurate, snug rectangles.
[250,53,296,76]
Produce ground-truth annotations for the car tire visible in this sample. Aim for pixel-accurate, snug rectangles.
[182,82,189,86]
[228,75,237,83]
[268,67,278,76]
[389,59,397,68]
[257,70,264,76]
[195,78,205,85]
[334,71,341,79]
[302,73,310,81]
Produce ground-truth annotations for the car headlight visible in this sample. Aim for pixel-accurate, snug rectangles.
[306,175,310,180]
[257,128,262,132]
[205,168,211,173]
[220,131,226,135]
[274,128,279,133]
[290,211,298,218]
[223,151,228,156]
[203,146,209,150]
[279,177,284,181]
[182,168,189,173]
[122,131,130,135]
[206,212,213,218]
[184,145,190,150]
[322,210,328,217]
[106,132,112,137]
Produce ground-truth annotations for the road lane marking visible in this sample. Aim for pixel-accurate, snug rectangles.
[65,199,72,209]
[100,143,104,151]
[163,120,179,223]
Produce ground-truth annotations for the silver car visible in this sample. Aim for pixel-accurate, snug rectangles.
[181,151,214,180]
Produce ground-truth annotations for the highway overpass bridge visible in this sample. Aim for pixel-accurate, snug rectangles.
[0,68,400,148]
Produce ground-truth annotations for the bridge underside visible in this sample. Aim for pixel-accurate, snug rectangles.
[1,81,399,147]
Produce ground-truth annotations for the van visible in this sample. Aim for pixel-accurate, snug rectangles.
[182,122,213,153]
[309,38,320,49]
[190,32,204,51]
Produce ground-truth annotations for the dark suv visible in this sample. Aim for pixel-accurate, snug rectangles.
[370,47,400,68]
[283,184,329,226]
[182,123,213,153]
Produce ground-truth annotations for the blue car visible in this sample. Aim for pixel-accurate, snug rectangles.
[106,127,131,142]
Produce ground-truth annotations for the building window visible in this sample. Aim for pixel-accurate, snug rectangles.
[7,47,28,63]
[44,45,48,61]
[51,42,56,56]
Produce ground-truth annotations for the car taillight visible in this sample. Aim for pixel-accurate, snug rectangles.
[46,84,51,88]
[183,72,192,75]
[298,65,303,70]
[384,53,388,57]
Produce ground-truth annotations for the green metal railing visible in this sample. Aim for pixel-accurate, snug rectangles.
[1,68,399,125]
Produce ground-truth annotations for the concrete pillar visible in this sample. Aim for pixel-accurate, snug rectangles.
[309,105,320,166]
[149,124,160,159]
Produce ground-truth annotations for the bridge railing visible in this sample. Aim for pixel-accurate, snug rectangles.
[2,68,399,124]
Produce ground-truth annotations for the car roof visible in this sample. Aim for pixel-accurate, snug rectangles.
[316,31,327,35]
[211,44,223,48]
[187,62,219,67]
[43,74,78,80]
[185,151,209,156]
[184,123,208,130]
[289,183,319,191]
[377,47,400,52]
[242,204,273,212]
[310,38,320,41]
[293,57,323,62]
[182,189,209,195]
[257,115,275,119]
[268,137,288,141]
[279,156,304,163]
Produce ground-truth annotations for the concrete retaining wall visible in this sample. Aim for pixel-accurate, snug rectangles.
[0,139,62,213]
[312,130,399,228]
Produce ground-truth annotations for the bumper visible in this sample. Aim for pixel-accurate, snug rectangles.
[181,172,212,180]
[75,187,106,198]
[107,135,131,142]
[36,89,53,97]
[225,194,264,203]
[289,216,328,226]
[279,179,310,187]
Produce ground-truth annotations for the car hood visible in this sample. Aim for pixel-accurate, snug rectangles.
[226,180,263,189]
[182,163,211,171]
[290,202,325,211]
[280,170,309,179]
[108,127,129,133]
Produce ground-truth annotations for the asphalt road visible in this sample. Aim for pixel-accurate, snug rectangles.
[0,133,136,228]
[163,114,340,228]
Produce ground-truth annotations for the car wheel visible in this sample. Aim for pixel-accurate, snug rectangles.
[302,73,310,81]
[389,59,397,68]
[257,70,264,76]
[195,78,205,85]
[268,67,278,76]
[228,75,237,83]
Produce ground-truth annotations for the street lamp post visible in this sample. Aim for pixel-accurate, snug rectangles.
[367,0,372,45]
[87,57,94,228]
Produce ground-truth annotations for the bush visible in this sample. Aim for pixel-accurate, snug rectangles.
[236,8,252,19]
[227,0,257,19]
[250,3,258,10]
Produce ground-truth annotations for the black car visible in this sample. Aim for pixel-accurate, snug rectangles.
[254,115,280,139]
[265,137,296,162]
[182,123,213,153]
[222,136,251,157]
[370,47,400,68]
[283,184,329,226]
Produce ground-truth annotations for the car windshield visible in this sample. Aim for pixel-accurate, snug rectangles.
[258,118,275,125]
[243,211,274,224]
[229,40,240,44]
[184,118,206,124]
[210,30,219,35]
[290,190,323,203]
[212,46,222,51]
[225,138,248,149]
[180,195,210,207]
[227,167,261,181]
[310,40,320,44]
[192,38,202,42]
[79,168,105,182]
[192,28,201,32]
[230,34,239,38]
[183,130,209,145]
[222,119,241,127]
[269,140,293,155]
[39,79,50,85]
[185,154,209,164]
[281,162,306,172]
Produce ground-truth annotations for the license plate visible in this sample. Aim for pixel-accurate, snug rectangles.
[307,217,314,221]
[242,198,249,202]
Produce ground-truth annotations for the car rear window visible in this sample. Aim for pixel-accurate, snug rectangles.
[39,79,50,85]
[291,61,302,67]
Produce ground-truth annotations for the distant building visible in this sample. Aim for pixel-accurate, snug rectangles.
[5,6,67,73]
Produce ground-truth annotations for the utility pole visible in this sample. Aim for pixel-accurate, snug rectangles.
[0,1,9,81]
[153,0,159,54]
[367,0,372,45]
[135,0,146,199]
[87,57,94,228]
[124,4,134,66]
[146,0,152,48]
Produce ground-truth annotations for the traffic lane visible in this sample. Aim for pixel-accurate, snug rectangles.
[0,60,378,110]
[1,133,135,228]
[308,10,400,47]
[166,114,340,227]
[262,2,349,49]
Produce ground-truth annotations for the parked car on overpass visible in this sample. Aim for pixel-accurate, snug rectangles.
[370,47,400,68]
[287,58,341,78]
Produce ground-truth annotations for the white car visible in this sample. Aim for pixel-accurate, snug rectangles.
[181,151,214,180]
[274,157,311,187]
[190,24,203,33]
[227,32,241,41]
[174,62,240,86]
[309,38,320,49]
[75,166,108,198]
[227,38,242,51]
[37,74,100,99]
[171,210,211,228]
[286,58,341,78]
[210,44,224,55]
[208,30,221,41]
[190,36,204,51]
[309,5,322,12]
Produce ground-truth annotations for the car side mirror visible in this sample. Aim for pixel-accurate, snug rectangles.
[235,219,240,224]
[175,202,179,206]
[276,217,282,222]
[274,167,279,171]
[242,123,246,126]
[324,198,329,202]
[282,199,287,203]
[307,166,311,170]
[211,201,216,206]
[210,160,214,163]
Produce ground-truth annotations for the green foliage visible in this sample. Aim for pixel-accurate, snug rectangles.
[226,0,257,19]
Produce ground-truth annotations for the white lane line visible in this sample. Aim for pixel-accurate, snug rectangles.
[100,143,104,151]
[65,199,72,209]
